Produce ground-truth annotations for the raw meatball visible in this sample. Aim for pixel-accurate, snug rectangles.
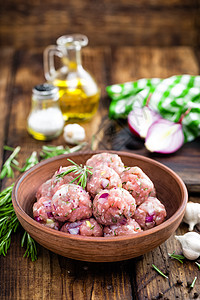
[60,218,103,237]
[86,153,124,175]
[121,167,154,205]
[36,179,52,200]
[134,197,167,230]
[51,166,77,195]
[104,218,143,236]
[93,188,136,225]
[51,184,92,222]
[33,196,53,222]
[86,166,122,198]
[33,196,59,230]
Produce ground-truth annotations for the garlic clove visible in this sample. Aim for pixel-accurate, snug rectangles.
[183,201,200,231]
[63,124,86,145]
[175,232,200,260]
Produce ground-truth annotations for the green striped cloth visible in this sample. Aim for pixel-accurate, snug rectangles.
[106,75,200,142]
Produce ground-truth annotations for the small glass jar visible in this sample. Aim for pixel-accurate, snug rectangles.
[27,83,64,141]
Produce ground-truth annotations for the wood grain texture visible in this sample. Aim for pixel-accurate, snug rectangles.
[0,0,199,48]
[0,46,200,300]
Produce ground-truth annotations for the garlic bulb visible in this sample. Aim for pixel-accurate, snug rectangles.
[175,232,200,260]
[63,124,85,144]
[183,201,200,231]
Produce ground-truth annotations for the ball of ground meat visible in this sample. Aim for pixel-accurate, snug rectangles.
[93,188,136,225]
[86,153,124,175]
[36,179,52,200]
[134,197,167,230]
[51,184,92,222]
[60,218,103,237]
[120,167,154,206]
[104,218,143,236]
[33,196,53,222]
[86,166,122,198]
[33,197,60,230]
[51,166,78,195]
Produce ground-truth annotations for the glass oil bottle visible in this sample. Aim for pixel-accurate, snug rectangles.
[44,34,100,121]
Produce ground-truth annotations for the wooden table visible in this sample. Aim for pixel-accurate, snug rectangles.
[0,46,200,300]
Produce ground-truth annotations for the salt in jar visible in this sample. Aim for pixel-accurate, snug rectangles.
[27,83,64,141]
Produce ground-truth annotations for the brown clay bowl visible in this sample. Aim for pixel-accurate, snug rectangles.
[12,151,188,262]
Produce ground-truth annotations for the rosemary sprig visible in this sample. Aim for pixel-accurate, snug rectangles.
[0,146,21,179]
[190,276,197,288]
[0,183,14,206]
[152,264,169,279]
[195,262,200,269]
[168,251,185,263]
[57,158,93,189]
[40,143,87,160]
[20,151,39,172]
[21,231,37,262]
[0,184,20,256]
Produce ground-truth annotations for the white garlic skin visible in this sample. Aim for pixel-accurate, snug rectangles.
[175,232,200,260]
[63,124,85,145]
[183,201,200,231]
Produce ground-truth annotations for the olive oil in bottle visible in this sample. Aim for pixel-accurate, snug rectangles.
[44,34,100,121]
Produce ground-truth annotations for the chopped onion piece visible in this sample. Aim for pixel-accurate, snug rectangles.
[128,106,161,138]
[145,119,184,154]
[145,214,154,223]
[101,178,109,189]
[99,192,109,199]
[68,227,80,235]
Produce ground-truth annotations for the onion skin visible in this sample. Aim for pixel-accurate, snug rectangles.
[128,107,161,139]
[145,118,184,154]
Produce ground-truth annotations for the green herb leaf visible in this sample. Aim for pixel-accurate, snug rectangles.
[20,151,39,172]
[21,231,37,262]
[190,276,197,288]
[195,262,200,269]
[152,264,169,279]
[57,159,93,189]
[168,251,185,263]
[0,146,21,179]
[40,143,87,160]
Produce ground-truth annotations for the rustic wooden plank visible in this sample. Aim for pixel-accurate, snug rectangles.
[0,0,199,48]
[1,46,200,300]
[0,48,15,171]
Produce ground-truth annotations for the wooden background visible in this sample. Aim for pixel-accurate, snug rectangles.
[0,0,200,49]
[1,1,200,300]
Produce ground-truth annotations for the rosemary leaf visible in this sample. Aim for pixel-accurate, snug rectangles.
[57,158,93,189]
[190,276,197,288]
[40,143,86,160]
[0,146,21,180]
[21,231,37,262]
[195,262,200,269]
[0,183,14,206]
[20,151,39,172]
[168,251,185,263]
[152,264,169,279]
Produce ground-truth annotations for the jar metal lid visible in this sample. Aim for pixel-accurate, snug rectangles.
[32,83,59,100]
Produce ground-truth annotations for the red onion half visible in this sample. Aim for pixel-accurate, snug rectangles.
[128,106,161,139]
[145,118,184,154]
